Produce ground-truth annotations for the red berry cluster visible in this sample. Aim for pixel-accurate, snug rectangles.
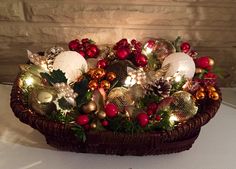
[68,38,100,58]
[136,102,162,127]
[180,42,197,58]
[194,56,217,86]
[113,39,148,67]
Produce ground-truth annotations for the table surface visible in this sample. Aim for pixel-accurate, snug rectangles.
[1,84,236,169]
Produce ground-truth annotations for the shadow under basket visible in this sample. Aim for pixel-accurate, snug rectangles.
[10,76,222,156]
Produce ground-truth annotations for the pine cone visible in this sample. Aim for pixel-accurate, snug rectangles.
[144,78,171,98]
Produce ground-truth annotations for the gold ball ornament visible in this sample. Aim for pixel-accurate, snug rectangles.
[106,72,117,82]
[90,122,97,129]
[195,68,203,74]
[97,111,106,119]
[88,80,99,90]
[29,87,57,115]
[82,101,97,114]
[100,80,111,90]
[209,92,219,100]
[91,68,106,79]
[209,58,215,66]
[195,91,205,100]
[171,91,198,122]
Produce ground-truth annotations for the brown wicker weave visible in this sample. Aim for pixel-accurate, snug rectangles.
[10,75,222,156]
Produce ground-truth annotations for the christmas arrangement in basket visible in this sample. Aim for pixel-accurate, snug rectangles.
[10,37,221,155]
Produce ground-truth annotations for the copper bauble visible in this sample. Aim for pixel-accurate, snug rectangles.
[207,86,216,92]
[195,91,205,100]
[100,80,111,90]
[88,80,98,90]
[97,111,106,119]
[106,72,117,81]
[92,68,106,79]
[82,101,97,113]
[209,92,219,100]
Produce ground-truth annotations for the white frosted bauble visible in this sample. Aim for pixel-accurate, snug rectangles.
[53,51,88,83]
[162,52,195,79]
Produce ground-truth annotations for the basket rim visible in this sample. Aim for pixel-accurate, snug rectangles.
[10,74,222,143]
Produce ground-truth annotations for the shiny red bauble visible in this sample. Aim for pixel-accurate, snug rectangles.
[195,56,213,70]
[102,120,109,127]
[116,48,130,60]
[180,42,191,53]
[75,115,89,126]
[135,54,148,67]
[147,102,158,112]
[76,50,85,57]
[86,44,99,58]
[105,103,118,118]
[68,39,80,51]
[147,39,155,48]
[137,112,149,127]
[97,59,108,68]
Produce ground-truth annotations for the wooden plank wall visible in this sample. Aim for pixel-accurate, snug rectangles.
[0,0,235,86]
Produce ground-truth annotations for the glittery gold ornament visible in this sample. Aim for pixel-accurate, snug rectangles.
[195,91,205,100]
[82,101,97,114]
[87,68,96,77]
[106,72,117,81]
[29,87,57,115]
[88,80,99,90]
[97,111,106,119]
[209,92,219,100]
[92,68,106,79]
[171,91,198,122]
[107,87,134,111]
[100,80,111,90]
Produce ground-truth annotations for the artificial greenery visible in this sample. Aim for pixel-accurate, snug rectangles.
[40,69,67,85]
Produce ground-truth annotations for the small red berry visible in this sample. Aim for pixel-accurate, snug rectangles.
[105,103,118,118]
[116,48,130,60]
[76,50,85,57]
[147,109,153,116]
[147,102,158,112]
[75,115,89,126]
[147,40,155,48]
[97,59,108,68]
[131,39,137,45]
[137,113,149,127]
[86,44,99,58]
[181,42,191,53]
[81,38,89,44]
[156,115,161,121]
[102,120,109,127]
[68,39,80,51]
[135,54,148,67]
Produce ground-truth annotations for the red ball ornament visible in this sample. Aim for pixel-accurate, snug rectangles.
[180,42,191,53]
[135,54,148,67]
[97,59,108,68]
[137,112,149,127]
[68,39,80,51]
[147,109,153,116]
[147,102,158,112]
[86,44,99,58]
[75,115,89,126]
[105,103,118,118]
[195,56,213,70]
[156,115,161,121]
[147,40,155,48]
[76,50,85,57]
[116,48,130,60]
[81,38,89,44]
[102,120,109,127]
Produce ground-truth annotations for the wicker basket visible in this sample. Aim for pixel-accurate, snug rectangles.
[10,75,222,156]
